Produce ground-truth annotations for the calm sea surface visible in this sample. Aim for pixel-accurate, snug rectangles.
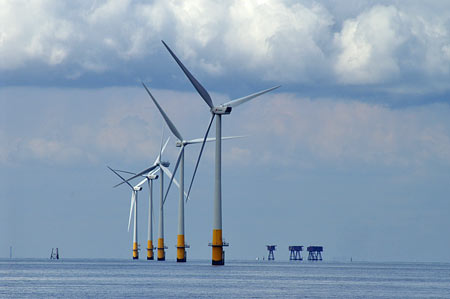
[1,259,449,298]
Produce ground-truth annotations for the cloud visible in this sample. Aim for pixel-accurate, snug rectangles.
[0,0,73,69]
[27,138,82,162]
[223,1,333,82]
[237,93,450,168]
[333,5,405,84]
[0,86,215,166]
[333,3,450,85]
[2,87,450,172]
[2,0,450,97]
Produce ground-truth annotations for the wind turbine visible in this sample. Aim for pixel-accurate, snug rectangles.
[108,166,147,260]
[161,40,280,265]
[142,83,243,262]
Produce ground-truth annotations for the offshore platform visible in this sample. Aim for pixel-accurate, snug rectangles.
[50,248,59,260]
[266,245,276,260]
[289,246,303,260]
[307,246,323,261]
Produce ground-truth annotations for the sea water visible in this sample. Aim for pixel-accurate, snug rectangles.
[1,259,449,298]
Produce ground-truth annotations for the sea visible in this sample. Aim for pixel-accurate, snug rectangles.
[1,259,449,298]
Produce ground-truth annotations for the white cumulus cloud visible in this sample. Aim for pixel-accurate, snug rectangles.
[2,0,450,92]
[333,5,405,84]
[0,0,74,69]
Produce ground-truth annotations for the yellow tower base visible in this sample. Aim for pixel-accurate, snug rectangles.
[211,229,223,265]
[147,240,154,260]
[157,238,165,261]
[177,234,186,262]
[133,242,139,260]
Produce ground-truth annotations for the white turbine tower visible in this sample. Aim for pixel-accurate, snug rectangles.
[108,166,147,260]
[142,83,243,262]
[162,40,280,265]
[144,172,158,260]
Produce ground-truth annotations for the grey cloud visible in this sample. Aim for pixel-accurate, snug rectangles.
[2,87,450,170]
[235,93,450,168]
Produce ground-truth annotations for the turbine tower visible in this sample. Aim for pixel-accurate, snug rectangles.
[161,40,280,265]
[142,83,242,262]
[145,173,157,260]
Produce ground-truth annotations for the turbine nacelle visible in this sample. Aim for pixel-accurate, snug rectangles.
[147,174,158,180]
[176,140,186,147]
[133,186,142,191]
[211,106,232,115]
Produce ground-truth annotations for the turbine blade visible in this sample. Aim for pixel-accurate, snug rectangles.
[155,125,165,164]
[160,164,188,203]
[220,135,247,141]
[186,114,215,201]
[153,135,170,165]
[136,177,147,188]
[186,135,246,145]
[221,85,280,108]
[149,167,160,176]
[161,137,170,156]
[113,165,158,188]
[128,191,136,232]
[161,40,214,109]
[162,146,184,204]
[108,166,133,189]
[113,169,137,176]
[160,165,173,205]
[142,82,184,142]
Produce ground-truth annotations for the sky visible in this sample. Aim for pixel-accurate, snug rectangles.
[1,0,450,262]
